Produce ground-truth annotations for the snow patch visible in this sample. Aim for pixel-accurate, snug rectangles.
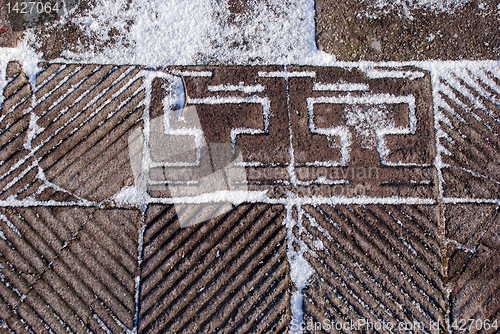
[313,81,369,91]
[345,104,395,149]
[208,83,265,94]
[48,0,328,66]
[24,113,44,150]
[290,253,313,288]
[313,238,325,250]
[112,186,151,207]
[363,0,472,20]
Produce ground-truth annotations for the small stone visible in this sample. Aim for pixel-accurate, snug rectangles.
[370,38,382,51]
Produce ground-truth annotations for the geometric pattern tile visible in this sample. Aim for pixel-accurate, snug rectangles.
[147,66,292,199]
[151,65,436,200]
[287,66,436,199]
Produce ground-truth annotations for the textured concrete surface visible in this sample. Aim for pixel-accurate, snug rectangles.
[140,204,290,334]
[0,0,499,332]
[300,204,445,333]
[0,207,139,333]
[0,61,498,333]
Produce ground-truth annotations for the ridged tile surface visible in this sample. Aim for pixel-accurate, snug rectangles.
[139,203,290,334]
[0,207,139,334]
[0,60,499,334]
[299,204,445,333]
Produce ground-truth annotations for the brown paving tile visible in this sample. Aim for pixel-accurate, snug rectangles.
[34,64,145,202]
[138,203,290,334]
[446,204,499,280]
[0,207,89,331]
[146,65,438,200]
[448,245,500,334]
[0,207,140,334]
[287,65,436,198]
[147,66,293,199]
[434,66,500,200]
[0,61,33,201]
[0,62,145,203]
[299,204,445,333]
[446,204,500,334]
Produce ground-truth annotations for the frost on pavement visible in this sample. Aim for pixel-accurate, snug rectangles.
[53,0,321,65]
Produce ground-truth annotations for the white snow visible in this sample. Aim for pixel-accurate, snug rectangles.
[24,113,44,150]
[44,0,328,66]
[208,83,265,94]
[285,201,314,334]
[363,69,425,79]
[290,253,314,287]
[258,71,316,78]
[0,0,500,332]
[345,104,395,149]
[112,185,152,207]
[313,239,325,250]
[170,70,212,77]
[313,82,369,91]
[363,0,473,20]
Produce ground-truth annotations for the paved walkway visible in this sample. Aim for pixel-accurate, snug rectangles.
[0,60,499,333]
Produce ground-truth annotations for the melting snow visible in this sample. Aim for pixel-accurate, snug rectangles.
[52,0,327,66]
[364,0,473,20]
